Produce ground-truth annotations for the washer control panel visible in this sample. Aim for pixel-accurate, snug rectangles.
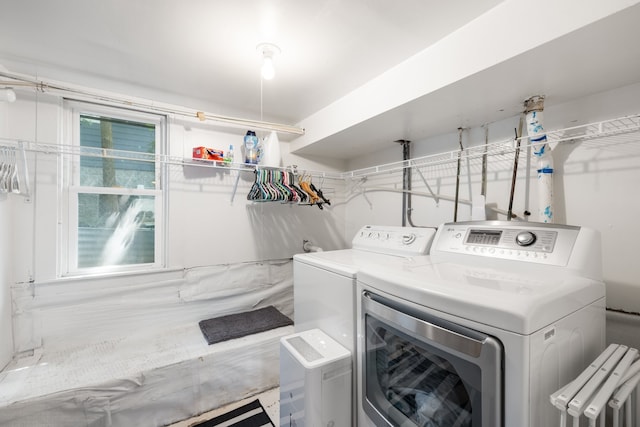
[432,221,581,266]
[464,227,557,252]
[352,225,437,256]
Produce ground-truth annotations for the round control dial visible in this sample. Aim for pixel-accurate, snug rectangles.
[515,231,536,246]
[402,233,417,245]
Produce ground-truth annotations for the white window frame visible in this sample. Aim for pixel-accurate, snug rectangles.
[60,100,167,277]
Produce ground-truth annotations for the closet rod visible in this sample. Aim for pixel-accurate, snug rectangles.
[0,70,305,136]
[360,187,518,219]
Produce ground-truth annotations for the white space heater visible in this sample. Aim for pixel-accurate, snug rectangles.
[279,328,351,427]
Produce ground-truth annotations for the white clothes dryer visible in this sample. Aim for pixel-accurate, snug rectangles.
[356,221,606,427]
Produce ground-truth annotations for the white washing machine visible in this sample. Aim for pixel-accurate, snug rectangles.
[294,225,437,352]
[356,221,606,427]
[293,225,437,424]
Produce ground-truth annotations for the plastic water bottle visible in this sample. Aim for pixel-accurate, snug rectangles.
[244,131,258,164]
[224,144,234,165]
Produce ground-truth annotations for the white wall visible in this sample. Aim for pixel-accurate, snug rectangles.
[3,72,640,359]
[2,86,349,354]
[4,91,349,284]
[166,117,348,268]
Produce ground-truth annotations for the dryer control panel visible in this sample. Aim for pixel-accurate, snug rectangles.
[352,225,437,257]
[432,221,582,267]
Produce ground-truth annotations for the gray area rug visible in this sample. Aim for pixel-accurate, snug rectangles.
[198,306,293,345]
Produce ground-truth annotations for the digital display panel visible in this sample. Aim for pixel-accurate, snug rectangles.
[466,230,502,245]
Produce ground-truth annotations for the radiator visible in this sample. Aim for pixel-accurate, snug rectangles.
[551,343,640,426]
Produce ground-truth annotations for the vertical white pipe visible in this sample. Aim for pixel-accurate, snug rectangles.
[0,98,13,370]
[525,96,554,223]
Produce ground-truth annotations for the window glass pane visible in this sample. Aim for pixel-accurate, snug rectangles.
[77,193,155,268]
[79,115,156,189]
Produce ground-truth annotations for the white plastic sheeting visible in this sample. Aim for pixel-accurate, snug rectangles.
[1,260,294,426]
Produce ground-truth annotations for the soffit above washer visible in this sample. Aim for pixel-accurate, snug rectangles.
[290,1,640,159]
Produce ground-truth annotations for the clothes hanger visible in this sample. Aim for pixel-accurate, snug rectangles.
[247,170,261,201]
[281,170,298,202]
[310,176,331,206]
[288,170,307,203]
[299,173,322,208]
[273,170,293,202]
[247,167,329,208]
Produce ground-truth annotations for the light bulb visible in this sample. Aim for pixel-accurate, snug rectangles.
[257,42,280,80]
[261,56,275,80]
[0,88,16,103]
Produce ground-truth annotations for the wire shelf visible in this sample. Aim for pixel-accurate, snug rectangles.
[1,113,639,183]
[343,113,640,179]
[0,137,344,180]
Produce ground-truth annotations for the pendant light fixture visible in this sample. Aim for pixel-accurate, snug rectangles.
[256,43,280,80]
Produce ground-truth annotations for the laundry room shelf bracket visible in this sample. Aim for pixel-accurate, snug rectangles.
[410,159,439,204]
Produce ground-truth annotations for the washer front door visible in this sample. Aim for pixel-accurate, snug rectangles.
[361,291,503,427]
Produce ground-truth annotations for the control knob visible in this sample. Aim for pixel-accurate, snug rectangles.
[402,233,417,245]
[515,231,536,246]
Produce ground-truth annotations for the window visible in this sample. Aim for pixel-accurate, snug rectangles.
[62,101,166,275]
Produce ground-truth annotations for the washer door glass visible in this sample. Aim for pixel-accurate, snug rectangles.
[362,293,502,427]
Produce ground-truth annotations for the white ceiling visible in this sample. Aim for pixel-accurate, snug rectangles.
[0,0,502,125]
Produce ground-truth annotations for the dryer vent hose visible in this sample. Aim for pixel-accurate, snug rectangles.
[524,95,554,223]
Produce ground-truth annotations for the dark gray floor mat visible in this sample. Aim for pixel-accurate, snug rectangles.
[198,306,293,345]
